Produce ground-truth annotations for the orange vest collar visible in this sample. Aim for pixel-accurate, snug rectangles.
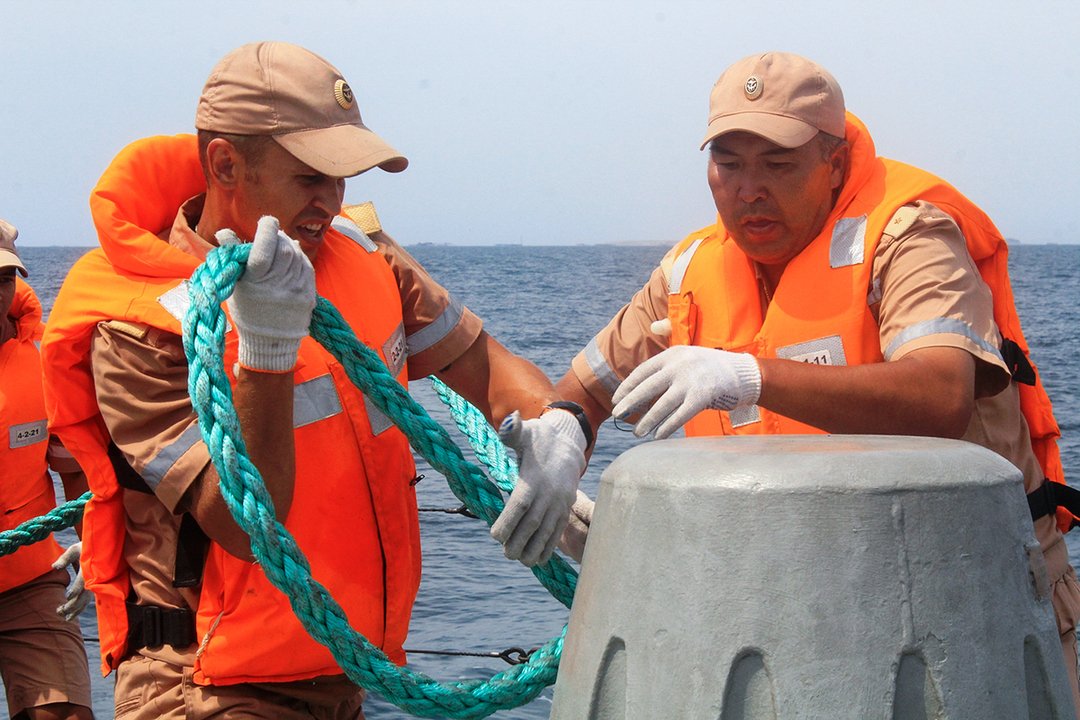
[10,278,42,342]
[90,134,207,279]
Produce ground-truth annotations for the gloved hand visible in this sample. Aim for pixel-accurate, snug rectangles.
[51,542,91,622]
[491,409,587,567]
[612,346,761,439]
[216,216,316,372]
[557,490,595,563]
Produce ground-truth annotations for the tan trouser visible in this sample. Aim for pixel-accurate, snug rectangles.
[0,568,93,716]
[114,653,365,720]
[1053,565,1080,719]
[1061,628,1080,716]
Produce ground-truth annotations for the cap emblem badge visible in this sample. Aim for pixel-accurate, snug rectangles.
[334,79,354,110]
[744,75,763,100]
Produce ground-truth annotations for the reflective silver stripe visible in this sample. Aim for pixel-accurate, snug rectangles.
[830,216,867,268]
[884,317,1004,362]
[866,276,883,306]
[160,281,233,334]
[158,281,191,324]
[583,337,621,397]
[331,216,377,252]
[406,297,465,356]
[364,396,394,435]
[142,423,203,491]
[293,375,343,428]
[668,239,704,295]
[144,376,343,489]
[729,405,760,428]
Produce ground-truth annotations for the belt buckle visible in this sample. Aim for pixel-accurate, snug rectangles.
[142,605,162,648]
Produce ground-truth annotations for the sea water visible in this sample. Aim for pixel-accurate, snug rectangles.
[11,242,1080,719]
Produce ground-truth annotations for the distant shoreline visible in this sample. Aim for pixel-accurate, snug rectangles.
[21,241,1080,250]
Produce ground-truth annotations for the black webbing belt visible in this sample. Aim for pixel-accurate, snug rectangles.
[1028,479,1080,528]
[126,602,197,650]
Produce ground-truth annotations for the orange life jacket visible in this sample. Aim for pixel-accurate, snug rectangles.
[41,134,421,684]
[1,279,63,591]
[667,113,1069,531]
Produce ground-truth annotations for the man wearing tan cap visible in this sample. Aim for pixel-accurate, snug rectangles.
[40,42,587,718]
[0,219,94,720]
[555,51,1080,711]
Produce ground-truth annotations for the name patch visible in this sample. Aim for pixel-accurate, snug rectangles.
[777,335,847,367]
[382,324,407,378]
[10,420,47,449]
[788,348,834,366]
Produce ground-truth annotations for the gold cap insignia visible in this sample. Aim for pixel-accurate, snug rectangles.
[744,75,763,100]
[334,79,354,110]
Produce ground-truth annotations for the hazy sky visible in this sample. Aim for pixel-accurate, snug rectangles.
[2,1,1079,247]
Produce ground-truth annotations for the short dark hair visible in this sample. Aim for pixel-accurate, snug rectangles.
[816,131,846,161]
[196,131,274,182]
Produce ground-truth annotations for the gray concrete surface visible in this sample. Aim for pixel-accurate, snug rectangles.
[550,435,1073,719]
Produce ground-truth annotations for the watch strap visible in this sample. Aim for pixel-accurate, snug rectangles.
[543,400,594,452]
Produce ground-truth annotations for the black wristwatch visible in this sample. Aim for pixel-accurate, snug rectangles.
[543,400,594,452]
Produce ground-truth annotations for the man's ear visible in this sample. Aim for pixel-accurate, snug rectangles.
[205,137,243,189]
[829,141,850,191]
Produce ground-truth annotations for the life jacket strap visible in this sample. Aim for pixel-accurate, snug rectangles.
[1001,338,1037,386]
[1028,479,1080,529]
[107,441,152,494]
[172,513,209,588]
[107,441,209,587]
[125,602,196,651]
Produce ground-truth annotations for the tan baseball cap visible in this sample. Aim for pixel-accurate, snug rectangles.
[0,219,27,277]
[196,41,408,178]
[701,52,845,150]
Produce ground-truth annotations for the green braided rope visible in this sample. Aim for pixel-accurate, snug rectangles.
[0,491,90,558]
[184,242,577,718]
[309,303,578,610]
[430,377,517,496]
[429,377,579,606]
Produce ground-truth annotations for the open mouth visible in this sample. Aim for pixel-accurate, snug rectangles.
[293,222,327,244]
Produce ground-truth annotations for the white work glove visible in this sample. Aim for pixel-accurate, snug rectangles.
[612,346,761,439]
[216,216,316,372]
[52,542,91,622]
[557,490,595,563]
[491,409,587,567]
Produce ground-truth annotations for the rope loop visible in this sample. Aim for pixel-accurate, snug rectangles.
[182,241,577,718]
